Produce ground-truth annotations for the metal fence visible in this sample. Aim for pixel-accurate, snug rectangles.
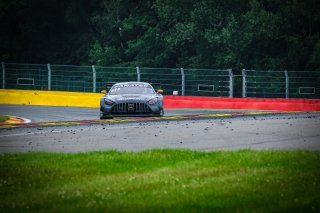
[1,62,319,99]
[242,69,320,99]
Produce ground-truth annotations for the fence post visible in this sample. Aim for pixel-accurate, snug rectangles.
[47,64,51,91]
[242,69,246,98]
[136,66,140,82]
[92,65,96,93]
[180,68,185,96]
[228,69,233,98]
[284,70,289,98]
[1,62,5,89]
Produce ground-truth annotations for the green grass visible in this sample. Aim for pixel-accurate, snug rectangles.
[0,150,319,212]
[0,115,9,122]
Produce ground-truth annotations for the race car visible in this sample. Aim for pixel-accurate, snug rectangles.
[100,82,164,119]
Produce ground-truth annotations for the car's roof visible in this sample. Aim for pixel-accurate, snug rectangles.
[113,82,152,86]
[115,82,149,85]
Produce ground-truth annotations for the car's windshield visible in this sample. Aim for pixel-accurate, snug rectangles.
[109,84,155,95]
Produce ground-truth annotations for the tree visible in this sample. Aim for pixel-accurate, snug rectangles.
[0,0,98,64]
[1,0,319,71]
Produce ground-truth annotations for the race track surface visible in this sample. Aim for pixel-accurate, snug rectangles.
[0,104,319,153]
[0,104,244,123]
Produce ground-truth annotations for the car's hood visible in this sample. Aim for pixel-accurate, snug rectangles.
[106,94,155,102]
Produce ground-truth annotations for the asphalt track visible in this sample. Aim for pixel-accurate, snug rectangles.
[0,104,319,153]
[0,104,245,123]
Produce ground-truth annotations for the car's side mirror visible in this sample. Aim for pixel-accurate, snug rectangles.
[157,89,163,94]
[101,89,107,94]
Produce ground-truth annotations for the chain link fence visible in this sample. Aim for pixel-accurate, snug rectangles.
[1,63,48,90]
[95,66,137,92]
[184,68,232,97]
[244,70,287,98]
[50,65,93,92]
[287,71,320,99]
[242,69,320,99]
[139,68,182,95]
[1,62,319,99]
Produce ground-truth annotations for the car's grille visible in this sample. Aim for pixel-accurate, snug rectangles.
[111,103,152,114]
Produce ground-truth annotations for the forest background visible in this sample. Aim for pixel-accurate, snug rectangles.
[1,0,320,71]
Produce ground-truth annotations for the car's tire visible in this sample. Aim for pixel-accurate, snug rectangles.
[100,112,111,119]
[100,116,114,119]
[100,113,113,119]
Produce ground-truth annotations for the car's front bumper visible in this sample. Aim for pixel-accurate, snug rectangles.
[100,100,163,118]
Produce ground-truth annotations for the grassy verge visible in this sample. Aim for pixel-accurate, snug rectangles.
[0,115,9,122]
[0,150,319,212]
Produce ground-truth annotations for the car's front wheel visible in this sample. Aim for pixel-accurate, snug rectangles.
[100,112,113,119]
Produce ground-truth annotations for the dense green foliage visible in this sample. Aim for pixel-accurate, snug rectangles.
[1,0,320,70]
[0,150,319,212]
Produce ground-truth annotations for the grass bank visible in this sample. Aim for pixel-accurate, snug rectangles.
[0,150,319,212]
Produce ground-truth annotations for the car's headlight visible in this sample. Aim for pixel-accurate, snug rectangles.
[148,98,157,105]
[104,98,114,106]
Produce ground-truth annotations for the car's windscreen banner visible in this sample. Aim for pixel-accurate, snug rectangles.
[113,84,151,88]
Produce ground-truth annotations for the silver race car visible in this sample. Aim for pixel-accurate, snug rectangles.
[100,82,164,119]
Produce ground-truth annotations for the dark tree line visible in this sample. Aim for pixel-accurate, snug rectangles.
[1,0,320,71]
